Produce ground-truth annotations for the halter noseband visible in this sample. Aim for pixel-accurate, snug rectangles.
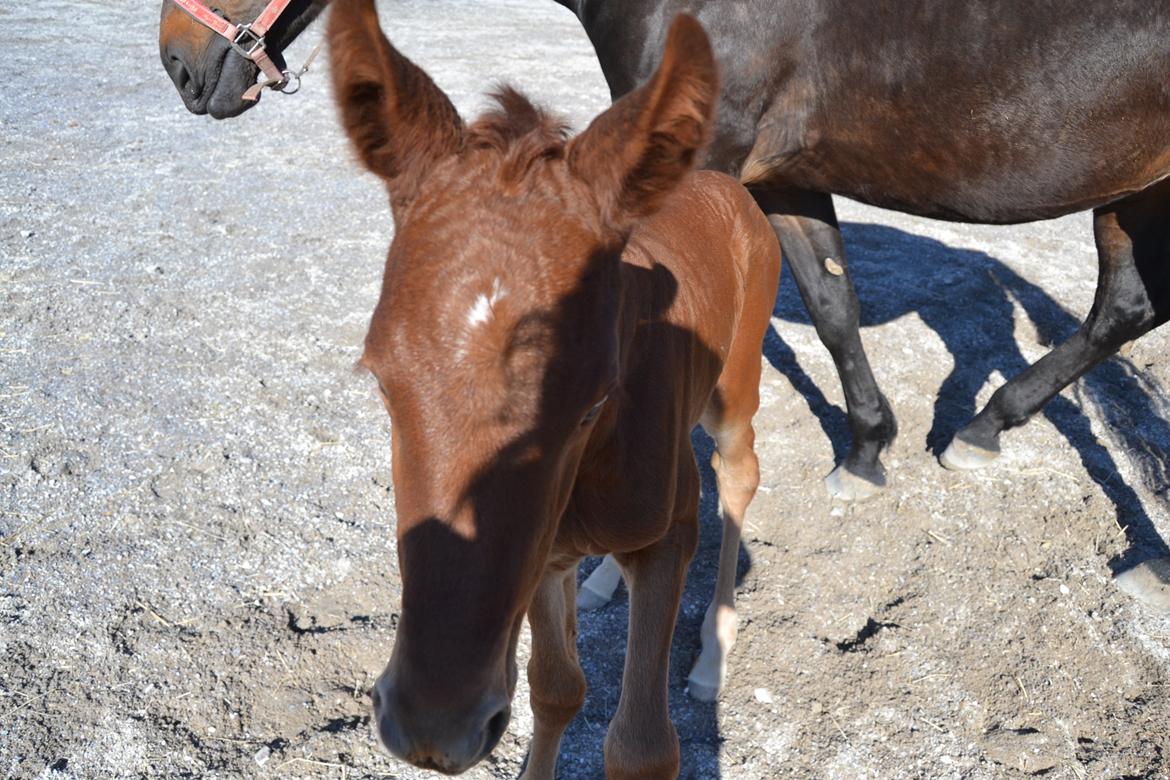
[170,0,321,101]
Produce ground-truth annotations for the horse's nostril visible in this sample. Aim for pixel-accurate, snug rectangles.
[369,685,382,713]
[163,48,201,102]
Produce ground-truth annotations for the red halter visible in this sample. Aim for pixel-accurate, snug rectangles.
[170,0,318,101]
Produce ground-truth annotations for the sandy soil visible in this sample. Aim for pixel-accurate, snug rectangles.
[2,1,1169,778]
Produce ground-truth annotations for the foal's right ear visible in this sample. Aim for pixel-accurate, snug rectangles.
[328,0,463,215]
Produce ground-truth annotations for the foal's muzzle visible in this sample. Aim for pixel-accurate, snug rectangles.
[371,673,511,774]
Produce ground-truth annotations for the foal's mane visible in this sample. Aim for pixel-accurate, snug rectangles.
[464,87,571,185]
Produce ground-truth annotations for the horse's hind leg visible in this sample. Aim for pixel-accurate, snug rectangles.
[577,554,623,610]
[754,187,897,500]
[522,566,587,780]
[943,179,1170,471]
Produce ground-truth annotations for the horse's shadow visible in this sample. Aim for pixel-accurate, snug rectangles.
[564,220,1170,778]
[765,221,1170,569]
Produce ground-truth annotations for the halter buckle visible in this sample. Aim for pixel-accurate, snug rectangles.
[231,24,266,59]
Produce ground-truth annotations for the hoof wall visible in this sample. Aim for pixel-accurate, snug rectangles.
[575,586,613,611]
[940,437,1000,471]
[825,465,884,501]
[1115,557,1170,611]
[686,674,720,702]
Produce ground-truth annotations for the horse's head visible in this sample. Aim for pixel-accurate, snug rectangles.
[158,0,326,117]
[329,0,716,771]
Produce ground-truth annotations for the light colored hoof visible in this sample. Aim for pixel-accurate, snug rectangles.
[576,555,622,611]
[576,584,615,611]
[1115,556,1170,611]
[939,437,1000,471]
[824,464,884,501]
[685,671,721,702]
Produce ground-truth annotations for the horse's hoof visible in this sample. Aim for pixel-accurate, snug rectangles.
[1115,557,1170,611]
[825,464,884,501]
[576,585,614,611]
[940,437,1000,471]
[685,673,721,702]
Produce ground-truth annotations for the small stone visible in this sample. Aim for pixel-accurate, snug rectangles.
[311,426,339,444]
[1059,584,1070,595]
[254,746,270,767]
[981,728,1063,775]
[151,470,184,501]
[824,257,845,276]
[1115,556,1170,610]
[754,688,774,704]
[20,229,34,239]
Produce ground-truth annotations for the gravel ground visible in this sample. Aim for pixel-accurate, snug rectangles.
[2,2,1169,778]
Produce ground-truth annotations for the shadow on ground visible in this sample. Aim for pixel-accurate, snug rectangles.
[764,221,1170,571]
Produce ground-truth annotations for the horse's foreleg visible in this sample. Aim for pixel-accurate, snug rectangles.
[521,566,587,780]
[605,510,698,779]
[944,180,1170,471]
[755,187,896,500]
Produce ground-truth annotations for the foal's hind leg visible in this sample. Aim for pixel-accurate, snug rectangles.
[686,301,768,700]
[687,418,759,701]
[942,180,1170,471]
[754,187,897,500]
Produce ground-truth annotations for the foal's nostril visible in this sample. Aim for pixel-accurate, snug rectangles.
[481,704,510,755]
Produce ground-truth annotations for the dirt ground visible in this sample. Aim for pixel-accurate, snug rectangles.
[3,1,1170,778]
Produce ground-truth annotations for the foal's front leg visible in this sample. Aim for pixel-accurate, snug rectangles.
[605,518,699,780]
[521,566,587,780]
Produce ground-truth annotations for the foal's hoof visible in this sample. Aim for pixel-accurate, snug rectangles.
[1115,557,1170,611]
[825,464,884,501]
[940,437,1000,471]
[576,584,615,611]
[576,555,623,611]
[685,671,721,702]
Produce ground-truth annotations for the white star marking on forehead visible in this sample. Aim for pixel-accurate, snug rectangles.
[467,277,508,328]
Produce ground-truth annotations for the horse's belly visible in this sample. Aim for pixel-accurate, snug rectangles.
[754,113,1170,223]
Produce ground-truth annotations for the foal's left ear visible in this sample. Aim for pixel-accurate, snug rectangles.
[567,14,718,230]
[328,0,463,216]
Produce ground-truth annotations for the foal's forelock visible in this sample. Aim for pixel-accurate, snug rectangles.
[442,88,578,196]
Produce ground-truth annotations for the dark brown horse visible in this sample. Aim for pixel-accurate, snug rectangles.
[159,1,1170,511]
[329,1,780,775]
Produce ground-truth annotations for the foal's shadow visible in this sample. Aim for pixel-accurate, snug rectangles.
[765,221,1170,569]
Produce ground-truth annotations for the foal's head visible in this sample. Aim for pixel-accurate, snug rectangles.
[329,0,716,771]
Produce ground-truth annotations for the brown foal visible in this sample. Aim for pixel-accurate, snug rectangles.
[329,1,781,776]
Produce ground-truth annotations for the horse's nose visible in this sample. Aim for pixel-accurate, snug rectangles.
[162,45,201,102]
[371,674,510,773]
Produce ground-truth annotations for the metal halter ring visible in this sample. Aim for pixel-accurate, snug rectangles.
[276,70,301,94]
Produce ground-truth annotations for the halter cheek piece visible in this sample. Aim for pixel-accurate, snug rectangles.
[170,0,323,101]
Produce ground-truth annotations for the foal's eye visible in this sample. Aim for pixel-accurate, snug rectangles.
[581,395,609,426]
